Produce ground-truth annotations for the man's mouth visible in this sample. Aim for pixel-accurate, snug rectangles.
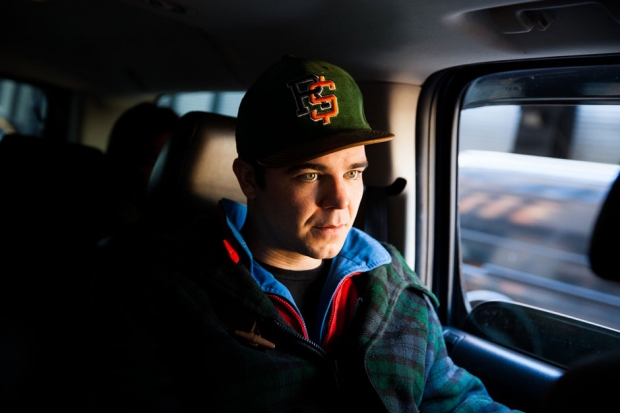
[313,223,347,232]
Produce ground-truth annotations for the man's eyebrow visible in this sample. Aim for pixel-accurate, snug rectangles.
[287,161,369,173]
[350,161,369,169]
[287,163,327,173]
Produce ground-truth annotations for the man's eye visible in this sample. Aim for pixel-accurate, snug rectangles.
[299,173,318,181]
[345,170,361,179]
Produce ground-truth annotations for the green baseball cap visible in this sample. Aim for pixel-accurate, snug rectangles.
[236,55,394,168]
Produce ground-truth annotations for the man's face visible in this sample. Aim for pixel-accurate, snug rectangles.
[247,145,367,267]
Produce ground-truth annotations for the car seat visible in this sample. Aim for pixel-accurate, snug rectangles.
[0,133,117,410]
[588,171,620,281]
[145,110,244,236]
[105,102,180,228]
[95,110,242,296]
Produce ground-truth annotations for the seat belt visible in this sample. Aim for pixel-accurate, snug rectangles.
[357,177,407,243]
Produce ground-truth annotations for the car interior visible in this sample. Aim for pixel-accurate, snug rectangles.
[2,0,620,412]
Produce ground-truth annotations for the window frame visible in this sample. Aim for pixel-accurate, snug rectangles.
[417,53,620,352]
[0,74,74,142]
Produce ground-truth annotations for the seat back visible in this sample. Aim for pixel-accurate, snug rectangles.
[0,133,116,408]
[0,133,117,249]
[105,102,180,227]
[146,111,243,234]
[541,171,620,412]
[588,171,620,281]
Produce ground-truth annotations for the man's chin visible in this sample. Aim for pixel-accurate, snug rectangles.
[308,241,346,260]
[299,230,349,259]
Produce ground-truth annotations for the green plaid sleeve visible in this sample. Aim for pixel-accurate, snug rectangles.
[419,302,524,413]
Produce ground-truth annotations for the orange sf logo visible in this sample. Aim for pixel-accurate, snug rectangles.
[308,76,338,124]
[287,75,339,125]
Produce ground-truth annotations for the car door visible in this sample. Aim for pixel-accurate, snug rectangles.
[417,55,620,413]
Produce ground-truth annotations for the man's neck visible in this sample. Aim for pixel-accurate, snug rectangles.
[249,245,322,271]
[241,225,322,271]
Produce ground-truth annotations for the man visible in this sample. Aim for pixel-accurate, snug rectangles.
[93,56,522,412]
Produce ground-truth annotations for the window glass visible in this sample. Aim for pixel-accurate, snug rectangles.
[463,301,620,368]
[0,78,48,138]
[458,67,620,332]
[157,91,244,118]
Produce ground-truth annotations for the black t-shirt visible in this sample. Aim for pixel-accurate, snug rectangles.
[258,260,331,339]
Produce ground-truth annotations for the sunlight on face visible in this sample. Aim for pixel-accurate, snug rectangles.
[247,146,367,269]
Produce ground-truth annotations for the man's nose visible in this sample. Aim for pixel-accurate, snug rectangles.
[320,176,350,210]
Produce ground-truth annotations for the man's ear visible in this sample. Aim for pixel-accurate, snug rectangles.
[232,158,258,200]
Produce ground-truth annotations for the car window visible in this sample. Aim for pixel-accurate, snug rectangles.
[457,65,620,338]
[0,78,48,138]
[157,91,244,118]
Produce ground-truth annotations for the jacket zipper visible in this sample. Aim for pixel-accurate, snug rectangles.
[267,294,331,355]
[321,272,360,351]
[271,318,328,356]
[321,279,343,349]
[268,293,309,338]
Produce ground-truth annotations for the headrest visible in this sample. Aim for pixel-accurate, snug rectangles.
[588,172,620,282]
[146,111,244,232]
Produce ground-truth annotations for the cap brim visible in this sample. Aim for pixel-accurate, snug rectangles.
[256,129,394,168]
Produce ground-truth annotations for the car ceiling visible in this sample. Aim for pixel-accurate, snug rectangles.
[2,0,620,95]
